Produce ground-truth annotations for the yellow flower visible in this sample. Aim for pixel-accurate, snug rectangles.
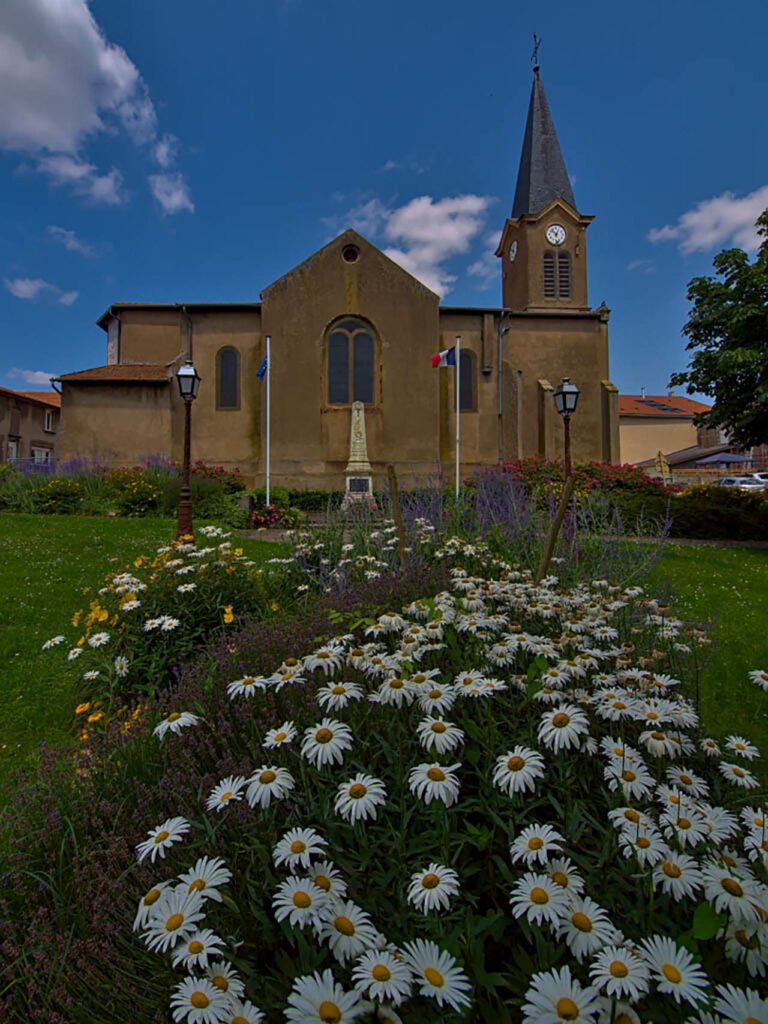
[110,614,118,626]
[223,606,234,624]
[87,712,103,723]
[98,609,109,622]
[75,702,91,715]
[234,547,243,556]
[76,636,86,648]
[271,602,280,612]
[71,610,82,627]
[79,729,89,741]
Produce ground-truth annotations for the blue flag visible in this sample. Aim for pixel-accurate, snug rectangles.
[256,356,268,380]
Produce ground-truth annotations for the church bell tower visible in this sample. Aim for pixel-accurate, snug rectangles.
[496,65,593,312]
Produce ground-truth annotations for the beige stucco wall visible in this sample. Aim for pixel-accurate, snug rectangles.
[620,418,698,465]
[0,393,59,461]
[58,384,172,464]
[118,309,183,365]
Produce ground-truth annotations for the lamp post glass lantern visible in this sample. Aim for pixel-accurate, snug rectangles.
[554,376,580,478]
[176,361,201,539]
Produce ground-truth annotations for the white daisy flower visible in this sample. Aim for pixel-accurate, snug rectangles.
[351,949,413,1006]
[510,823,564,867]
[334,773,387,824]
[603,758,655,801]
[272,876,329,928]
[660,809,710,849]
[725,735,761,761]
[221,997,264,1023]
[222,998,264,1024]
[546,857,586,897]
[652,853,704,901]
[719,761,760,789]
[136,816,191,863]
[408,762,461,807]
[617,824,669,867]
[537,703,590,753]
[153,710,201,741]
[263,720,297,748]
[205,775,248,813]
[701,862,762,924]
[376,677,416,707]
[589,945,650,1001]
[273,827,327,870]
[113,655,129,677]
[307,860,348,899]
[246,766,295,809]
[744,829,768,869]
[177,583,197,593]
[317,681,365,710]
[303,648,345,676]
[407,863,460,913]
[402,938,472,1012]
[204,961,245,999]
[700,737,722,758]
[713,984,768,1024]
[169,976,229,1024]
[607,806,654,832]
[721,919,768,978]
[227,675,268,699]
[509,872,570,926]
[67,647,82,660]
[83,670,100,680]
[521,965,601,1024]
[318,899,379,964]
[42,635,65,649]
[301,718,354,769]
[88,631,110,647]
[666,765,709,799]
[144,617,163,632]
[132,879,173,932]
[741,805,768,830]
[417,682,457,715]
[640,935,710,1006]
[493,746,546,796]
[170,927,226,969]
[285,968,363,1023]
[416,716,465,754]
[142,887,206,953]
[557,895,618,962]
[639,729,680,758]
[178,856,232,902]
[160,616,180,631]
[748,669,768,692]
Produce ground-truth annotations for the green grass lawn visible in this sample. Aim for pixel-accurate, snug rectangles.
[0,514,288,783]
[645,543,768,755]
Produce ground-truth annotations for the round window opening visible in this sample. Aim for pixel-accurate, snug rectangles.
[342,244,360,264]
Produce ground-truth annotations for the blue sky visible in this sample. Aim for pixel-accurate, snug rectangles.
[1,0,767,400]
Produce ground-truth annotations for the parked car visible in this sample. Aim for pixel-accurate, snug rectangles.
[716,476,767,491]
[744,471,768,483]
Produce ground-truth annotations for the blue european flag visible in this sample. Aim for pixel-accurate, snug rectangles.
[256,356,268,380]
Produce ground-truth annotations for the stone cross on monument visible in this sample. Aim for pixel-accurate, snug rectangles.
[343,400,373,504]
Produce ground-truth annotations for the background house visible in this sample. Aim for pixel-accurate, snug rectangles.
[619,393,716,465]
[0,388,60,466]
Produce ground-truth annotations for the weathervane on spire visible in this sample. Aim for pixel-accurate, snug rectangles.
[531,32,542,70]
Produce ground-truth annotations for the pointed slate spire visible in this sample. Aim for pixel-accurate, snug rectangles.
[511,67,576,218]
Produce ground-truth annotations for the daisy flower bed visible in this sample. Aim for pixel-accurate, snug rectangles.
[123,546,768,1024]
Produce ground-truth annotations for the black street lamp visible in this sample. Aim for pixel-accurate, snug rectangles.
[553,377,580,478]
[175,360,201,539]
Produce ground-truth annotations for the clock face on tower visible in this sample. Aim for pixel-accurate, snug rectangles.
[508,240,518,262]
[545,224,566,246]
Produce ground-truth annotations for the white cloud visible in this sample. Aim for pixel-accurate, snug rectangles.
[0,0,190,210]
[467,230,502,287]
[8,368,57,386]
[36,154,124,204]
[46,226,96,257]
[627,258,654,273]
[648,185,768,254]
[153,133,177,168]
[4,277,78,304]
[148,172,195,215]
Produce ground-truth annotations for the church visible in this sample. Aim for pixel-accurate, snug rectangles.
[56,66,619,490]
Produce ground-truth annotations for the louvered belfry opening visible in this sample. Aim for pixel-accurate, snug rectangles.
[543,252,556,297]
[557,252,571,298]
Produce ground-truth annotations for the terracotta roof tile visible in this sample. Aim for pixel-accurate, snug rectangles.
[0,387,61,407]
[58,364,170,382]
[619,394,711,418]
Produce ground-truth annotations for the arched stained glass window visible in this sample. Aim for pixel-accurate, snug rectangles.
[459,350,475,411]
[327,319,375,404]
[217,347,239,409]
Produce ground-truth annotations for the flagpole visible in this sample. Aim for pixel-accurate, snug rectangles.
[455,334,460,500]
[265,334,271,507]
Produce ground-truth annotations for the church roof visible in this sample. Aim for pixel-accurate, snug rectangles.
[57,364,170,383]
[511,67,576,218]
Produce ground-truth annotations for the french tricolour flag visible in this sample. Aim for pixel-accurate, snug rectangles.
[430,346,456,368]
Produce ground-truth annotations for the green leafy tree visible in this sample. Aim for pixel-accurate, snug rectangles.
[669,208,768,447]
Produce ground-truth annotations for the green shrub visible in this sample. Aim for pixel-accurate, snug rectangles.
[287,488,345,511]
[250,485,291,509]
[609,485,768,541]
[32,477,85,514]
[195,492,251,528]
[159,475,227,516]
